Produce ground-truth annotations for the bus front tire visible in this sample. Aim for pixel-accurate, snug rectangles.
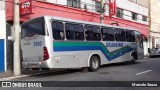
[88,56,100,72]
[130,54,136,64]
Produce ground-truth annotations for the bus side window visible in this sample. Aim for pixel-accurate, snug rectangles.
[114,28,121,41]
[126,30,135,42]
[114,28,126,41]
[65,23,84,40]
[101,27,114,41]
[120,29,126,41]
[93,26,101,41]
[65,23,74,40]
[85,25,101,41]
[52,21,64,40]
[74,24,84,40]
[85,26,92,41]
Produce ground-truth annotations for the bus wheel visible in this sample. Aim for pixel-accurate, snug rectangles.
[88,56,100,72]
[130,54,136,64]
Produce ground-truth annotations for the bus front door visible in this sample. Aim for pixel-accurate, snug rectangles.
[135,31,144,60]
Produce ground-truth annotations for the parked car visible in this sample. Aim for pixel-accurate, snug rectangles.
[150,48,160,58]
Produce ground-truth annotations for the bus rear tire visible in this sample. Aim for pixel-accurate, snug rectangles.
[88,56,100,72]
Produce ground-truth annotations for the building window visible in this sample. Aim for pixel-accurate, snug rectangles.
[132,12,137,20]
[95,1,101,12]
[116,8,123,18]
[142,16,147,22]
[129,0,137,3]
[67,0,80,8]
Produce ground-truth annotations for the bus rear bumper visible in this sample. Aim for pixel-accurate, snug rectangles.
[22,61,51,69]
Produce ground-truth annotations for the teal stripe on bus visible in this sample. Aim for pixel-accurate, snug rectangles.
[53,41,133,61]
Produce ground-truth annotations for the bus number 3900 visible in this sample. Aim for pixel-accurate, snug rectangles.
[33,41,42,47]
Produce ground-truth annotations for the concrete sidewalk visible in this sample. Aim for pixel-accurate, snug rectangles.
[0,69,52,80]
[0,70,13,78]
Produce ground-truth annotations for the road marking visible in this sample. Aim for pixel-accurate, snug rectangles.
[136,70,152,76]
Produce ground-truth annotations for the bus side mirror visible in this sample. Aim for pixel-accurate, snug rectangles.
[148,48,151,53]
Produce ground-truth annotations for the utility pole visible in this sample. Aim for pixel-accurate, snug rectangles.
[148,0,152,51]
[100,0,104,24]
[13,0,21,76]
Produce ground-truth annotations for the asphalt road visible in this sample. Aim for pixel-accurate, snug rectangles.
[1,57,160,90]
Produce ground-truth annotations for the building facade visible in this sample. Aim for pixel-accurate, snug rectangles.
[6,0,149,55]
[150,0,160,49]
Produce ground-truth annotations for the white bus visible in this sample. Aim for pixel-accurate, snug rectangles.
[21,16,144,71]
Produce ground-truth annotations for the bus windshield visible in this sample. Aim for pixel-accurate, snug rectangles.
[21,17,45,39]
